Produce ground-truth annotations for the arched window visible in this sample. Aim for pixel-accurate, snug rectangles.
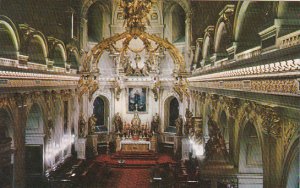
[93,96,109,132]
[87,3,104,42]
[169,98,179,127]
[27,38,46,64]
[171,4,186,43]
[164,96,179,133]
[239,121,263,186]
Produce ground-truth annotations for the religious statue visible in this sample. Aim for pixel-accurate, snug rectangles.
[184,108,193,135]
[175,115,183,136]
[204,116,228,161]
[88,114,97,135]
[151,113,160,133]
[134,90,141,106]
[114,77,122,101]
[114,113,123,133]
[79,114,86,138]
[131,112,141,132]
[151,78,161,102]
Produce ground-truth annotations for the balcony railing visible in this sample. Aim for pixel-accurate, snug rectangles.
[0,58,18,67]
[277,30,300,49]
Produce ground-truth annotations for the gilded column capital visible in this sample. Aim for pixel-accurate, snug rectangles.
[224,97,240,117]
[260,106,281,138]
[283,121,298,152]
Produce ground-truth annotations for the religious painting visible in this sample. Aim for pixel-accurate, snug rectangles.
[128,88,147,112]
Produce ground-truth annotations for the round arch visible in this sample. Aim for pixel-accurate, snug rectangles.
[164,3,186,43]
[233,1,276,53]
[281,136,299,188]
[163,0,190,16]
[26,33,49,64]
[84,31,186,73]
[53,43,67,68]
[26,103,45,135]
[81,0,111,19]
[214,20,231,55]
[67,47,80,70]
[237,116,264,186]
[93,95,110,132]
[163,95,180,133]
[202,35,212,61]
[25,103,46,178]
[0,16,20,59]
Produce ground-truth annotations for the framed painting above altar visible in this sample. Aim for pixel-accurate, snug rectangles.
[128,88,147,113]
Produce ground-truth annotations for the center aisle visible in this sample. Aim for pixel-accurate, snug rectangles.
[105,168,151,188]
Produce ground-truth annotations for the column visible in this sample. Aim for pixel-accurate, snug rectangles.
[80,18,88,50]
[185,12,192,71]
[14,95,27,188]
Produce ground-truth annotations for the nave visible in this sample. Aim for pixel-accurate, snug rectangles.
[0,0,299,188]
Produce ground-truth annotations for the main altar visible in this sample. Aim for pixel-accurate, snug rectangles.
[115,112,157,152]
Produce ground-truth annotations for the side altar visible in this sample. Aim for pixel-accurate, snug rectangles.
[115,112,157,152]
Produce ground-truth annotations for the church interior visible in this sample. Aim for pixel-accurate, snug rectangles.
[0,0,299,188]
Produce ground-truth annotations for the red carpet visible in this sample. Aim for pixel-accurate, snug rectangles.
[105,168,151,188]
[95,153,176,167]
[92,153,176,187]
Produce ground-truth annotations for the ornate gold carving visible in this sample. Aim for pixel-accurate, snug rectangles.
[78,75,99,101]
[173,77,190,102]
[82,32,186,75]
[224,97,240,117]
[251,79,297,94]
[283,121,297,152]
[119,0,157,33]
[0,97,10,108]
[260,106,281,137]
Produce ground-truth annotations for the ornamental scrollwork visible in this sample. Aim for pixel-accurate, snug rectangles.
[251,79,297,94]
[224,97,240,117]
[260,106,281,137]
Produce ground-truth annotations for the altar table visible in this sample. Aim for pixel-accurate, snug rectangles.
[120,139,151,152]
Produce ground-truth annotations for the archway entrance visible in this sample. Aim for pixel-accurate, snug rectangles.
[0,108,14,188]
[93,96,109,132]
[164,96,179,132]
[25,104,45,187]
[238,121,263,188]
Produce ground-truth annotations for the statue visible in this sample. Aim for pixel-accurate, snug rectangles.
[88,114,97,135]
[175,115,183,136]
[131,112,141,131]
[151,78,161,102]
[184,108,193,135]
[79,114,86,138]
[114,113,123,133]
[114,77,122,101]
[204,116,228,161]
[151,113,160,133]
